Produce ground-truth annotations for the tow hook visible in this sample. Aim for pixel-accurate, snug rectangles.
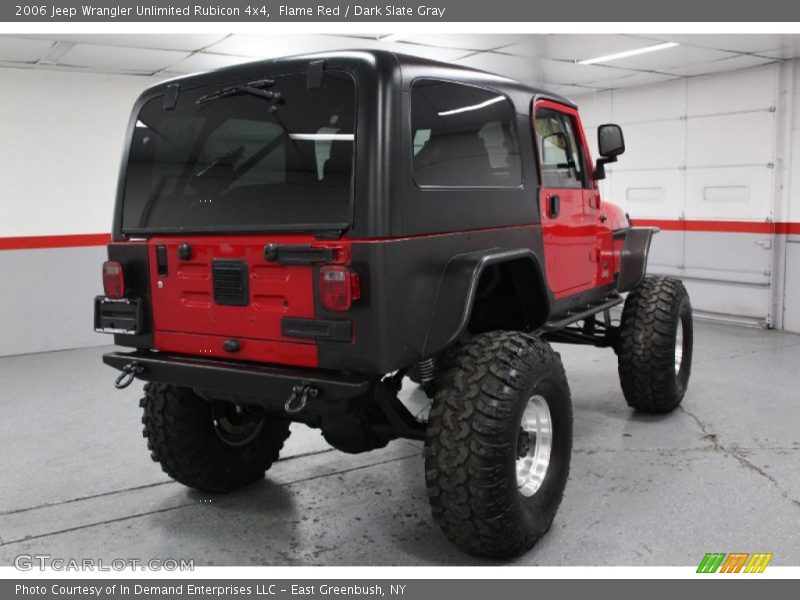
[114,362,144,389]
[284,384,318,414]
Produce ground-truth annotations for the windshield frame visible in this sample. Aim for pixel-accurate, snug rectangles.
[116,68,358,238]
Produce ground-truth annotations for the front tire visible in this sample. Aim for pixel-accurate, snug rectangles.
[424,331,572,558]
[140,383,291,493]
[617,276,693,413]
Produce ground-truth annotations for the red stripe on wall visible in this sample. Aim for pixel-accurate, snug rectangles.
[775,222,800,235]
[635,219,800,235]
[0,233,111,250]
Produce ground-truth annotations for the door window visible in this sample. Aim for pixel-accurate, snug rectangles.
[535,109,587,189]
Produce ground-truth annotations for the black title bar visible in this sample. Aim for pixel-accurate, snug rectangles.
[4,0,800,22]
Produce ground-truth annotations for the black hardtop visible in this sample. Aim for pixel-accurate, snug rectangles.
[114,48,560,241]
[137,48,576,113]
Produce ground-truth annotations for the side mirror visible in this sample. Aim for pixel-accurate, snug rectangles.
[598,124,625,158]
[595,123,625,180]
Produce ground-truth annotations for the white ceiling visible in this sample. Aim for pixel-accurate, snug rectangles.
[1,33,799,96]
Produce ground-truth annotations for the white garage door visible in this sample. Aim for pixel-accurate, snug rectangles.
[580,64,779,326]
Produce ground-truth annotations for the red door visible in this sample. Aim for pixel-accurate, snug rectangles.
[533,101,597,298]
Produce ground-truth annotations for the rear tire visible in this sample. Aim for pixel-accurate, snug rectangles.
[424,331,572,558]
[617,276,693,413]
[140,383,290,493]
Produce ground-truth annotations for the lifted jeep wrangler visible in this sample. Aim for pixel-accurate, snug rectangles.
[96,50,693,558]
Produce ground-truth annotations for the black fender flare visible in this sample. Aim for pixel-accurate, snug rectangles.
[618,227,658,292]
[420,248,550,357]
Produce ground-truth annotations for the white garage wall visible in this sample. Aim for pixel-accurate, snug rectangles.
[0,68,158,238]
[578,62,797,329]
[0,68,160,356]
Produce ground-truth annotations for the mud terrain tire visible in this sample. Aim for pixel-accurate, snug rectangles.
[141,383,290,493]
[617,276,693,413]
[425,331,572,558]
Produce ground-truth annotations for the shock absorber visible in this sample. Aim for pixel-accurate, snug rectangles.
[414,357,437,398]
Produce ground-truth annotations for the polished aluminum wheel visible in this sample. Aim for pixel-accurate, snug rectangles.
[516,394,553,498]
[675,319,684,375]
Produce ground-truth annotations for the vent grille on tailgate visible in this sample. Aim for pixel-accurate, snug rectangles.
[212,260,249,306]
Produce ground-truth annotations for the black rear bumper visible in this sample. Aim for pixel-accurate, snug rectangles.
[103,351,372,408]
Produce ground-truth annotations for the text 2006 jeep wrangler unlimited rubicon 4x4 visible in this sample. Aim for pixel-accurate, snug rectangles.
[95,50,693,558]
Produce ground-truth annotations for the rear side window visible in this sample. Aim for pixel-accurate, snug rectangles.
[411,80,522,188]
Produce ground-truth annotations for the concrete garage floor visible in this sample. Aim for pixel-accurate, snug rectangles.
[0,320,799,566]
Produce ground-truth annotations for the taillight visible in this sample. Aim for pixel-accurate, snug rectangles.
[102,260,125,299]
[319,265,360,312]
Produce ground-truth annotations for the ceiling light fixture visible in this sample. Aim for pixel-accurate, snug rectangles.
[577,42,679,65]
[37,41,76,66]
[379,33,406,43]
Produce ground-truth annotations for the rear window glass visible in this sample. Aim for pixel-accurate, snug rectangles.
[121,71,355,233]
[411,80,522,188]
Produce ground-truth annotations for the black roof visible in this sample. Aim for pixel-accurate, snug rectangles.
[153,48,576,110]
[382,49,575,107]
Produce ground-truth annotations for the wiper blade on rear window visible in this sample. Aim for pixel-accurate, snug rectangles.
[195,78,285,107]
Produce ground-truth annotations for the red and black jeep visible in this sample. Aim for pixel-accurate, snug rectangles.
[95,50,693,558]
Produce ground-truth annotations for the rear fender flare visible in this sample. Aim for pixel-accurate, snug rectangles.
[421,248,550,357]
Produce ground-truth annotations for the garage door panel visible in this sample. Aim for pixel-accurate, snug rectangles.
[617,120,685,171]
[577,91,612,129]
[687,64,776,116]
[686,112,774,168]
[682,279,770,323]
[611,79,687,123]
[683,232,772,285]
[646,230,683,272]
[610,169,684,219]
[684,166,774,221]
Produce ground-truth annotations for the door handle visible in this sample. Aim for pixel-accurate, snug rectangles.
[156,245,168,277]
[547,195,560,218]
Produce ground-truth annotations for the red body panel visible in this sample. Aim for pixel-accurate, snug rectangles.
[146,235,351,368]
[532,100,629,298]
[538,186,596,297]
[534,100,610,298]
[153,331,318,368]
